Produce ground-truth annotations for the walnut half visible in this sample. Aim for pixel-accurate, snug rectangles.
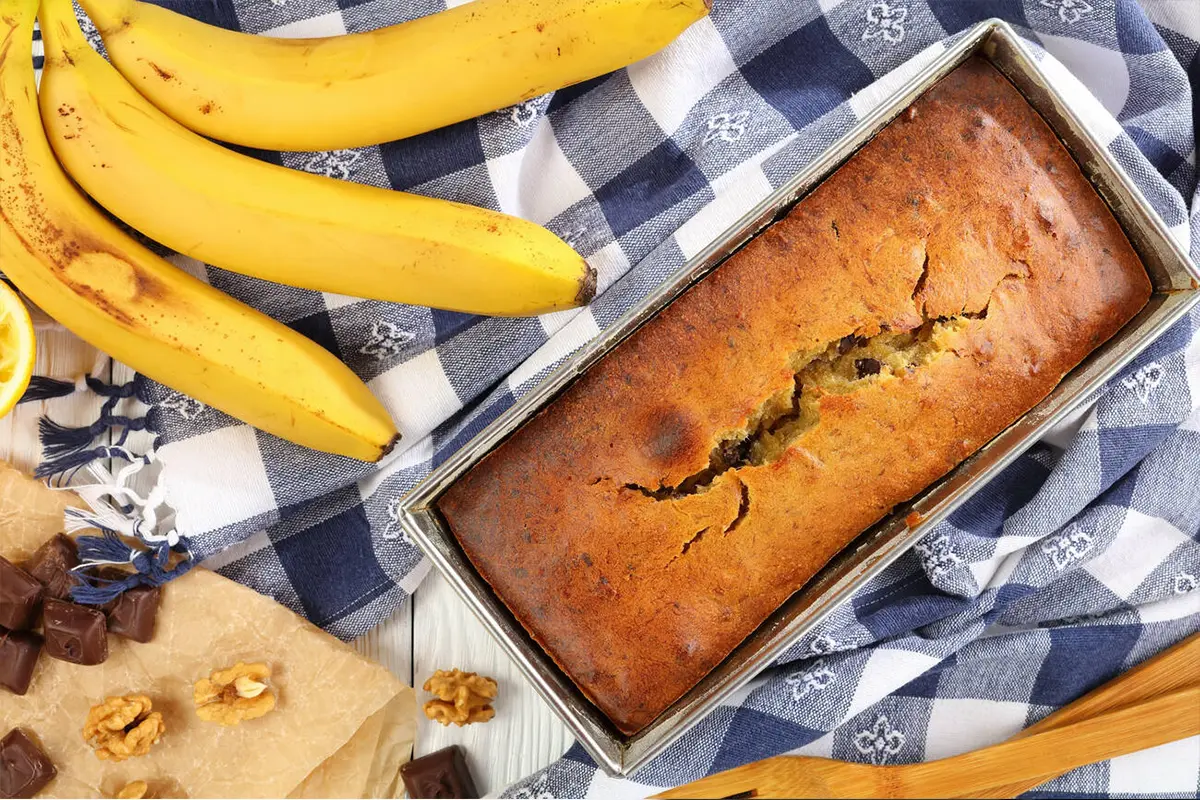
[422,669,497,726]
[116,780,148,799]
[82,696,165,762]
[193,662,277,726]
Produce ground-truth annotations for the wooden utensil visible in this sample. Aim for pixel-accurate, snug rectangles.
[656,633,1200,799]
[973,631,1199,798]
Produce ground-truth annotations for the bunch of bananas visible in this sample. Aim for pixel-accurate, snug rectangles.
[0,0,710,459]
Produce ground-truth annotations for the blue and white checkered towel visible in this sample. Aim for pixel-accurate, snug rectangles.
[38,0,1199,794]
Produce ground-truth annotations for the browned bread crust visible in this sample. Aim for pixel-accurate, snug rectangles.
[437,58,1151,735]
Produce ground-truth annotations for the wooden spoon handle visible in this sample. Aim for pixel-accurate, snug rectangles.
[659,634,1200,800]
[967,632,1200,798]
[901,686,1200,798]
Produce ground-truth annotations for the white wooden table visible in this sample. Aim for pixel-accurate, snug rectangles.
[0,329,571,797]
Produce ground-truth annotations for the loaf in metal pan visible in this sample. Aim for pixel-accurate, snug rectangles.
[438,57,1152,736]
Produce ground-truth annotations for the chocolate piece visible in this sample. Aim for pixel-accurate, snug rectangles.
[0,729,56,798]
[106,586,161,643]
[400,746,479,799]
[0,558,41,631]
[716,436,752,470]
[0,629,42,695]
[855,357,882,378]
[23,534,79,601]
[41,599,108,665]
[838,334,865,355]
[92,567,131,614]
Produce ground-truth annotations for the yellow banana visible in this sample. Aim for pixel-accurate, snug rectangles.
[38,0,593,317]
[0,0,398,462]
[77,0,711,151]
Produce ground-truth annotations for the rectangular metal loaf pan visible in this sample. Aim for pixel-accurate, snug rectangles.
[400,18,1200,776]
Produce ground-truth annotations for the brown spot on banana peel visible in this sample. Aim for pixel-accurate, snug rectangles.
[0,219,137,328]
[39,44,76,67]
[129,264,171,301]
[0,17,13,61]
[575,264,597,305]
[0,182,171,329]
[147,61,174,81]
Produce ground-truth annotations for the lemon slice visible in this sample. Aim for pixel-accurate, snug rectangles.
[0,281,35,418]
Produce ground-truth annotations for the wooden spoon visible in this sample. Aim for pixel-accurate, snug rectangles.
[656,687,1198,798]
[972,631,1199,798]
[656,633,1200,799]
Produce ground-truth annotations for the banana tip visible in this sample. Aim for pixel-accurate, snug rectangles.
[576,264,598,306]
[377,432,402,462]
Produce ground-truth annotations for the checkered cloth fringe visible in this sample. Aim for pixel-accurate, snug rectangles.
[32,0,1199,794]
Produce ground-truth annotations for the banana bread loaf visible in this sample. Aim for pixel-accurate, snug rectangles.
[437,58,1151,735]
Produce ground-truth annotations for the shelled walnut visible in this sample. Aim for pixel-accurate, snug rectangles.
[193,661,277,725]
[115,780,149,799]
[82,696,165,762]
[422,669,497,726]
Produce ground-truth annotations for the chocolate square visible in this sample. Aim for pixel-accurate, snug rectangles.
[400,746,479,799]
[106,586,161,643]
[41,599,107,666]
[0,729,56,799]
[22,535,79,601]
[0,558,42,631]
[92,567,131,614]
[0,629,42,696]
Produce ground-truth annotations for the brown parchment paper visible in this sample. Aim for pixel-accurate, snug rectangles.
[0,463,415,798]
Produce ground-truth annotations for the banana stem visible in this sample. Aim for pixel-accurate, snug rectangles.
[37,0,89,58]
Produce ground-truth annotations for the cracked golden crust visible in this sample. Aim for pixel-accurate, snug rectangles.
[438,58,1151,735]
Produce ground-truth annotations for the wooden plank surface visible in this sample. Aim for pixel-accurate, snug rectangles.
[412,571,572,796]
[10,331,567,796]
[0,326,107,475]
